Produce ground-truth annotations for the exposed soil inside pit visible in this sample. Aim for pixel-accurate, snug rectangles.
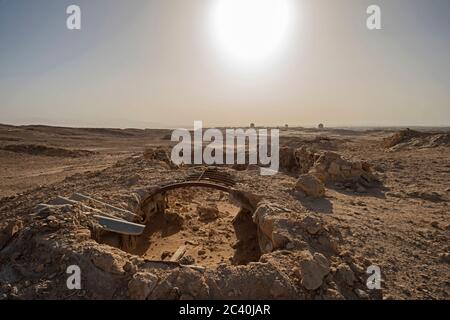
[116,188,261,267]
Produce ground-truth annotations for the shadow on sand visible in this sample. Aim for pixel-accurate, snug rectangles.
[290,190,334,214]
[327,182,390,200]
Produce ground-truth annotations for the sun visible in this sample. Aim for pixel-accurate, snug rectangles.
[210,0,293,66]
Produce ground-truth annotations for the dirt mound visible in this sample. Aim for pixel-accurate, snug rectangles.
[143,146,178,169]
[383,129,450,149]
[1,144,95,158]
[1,125,449,300]
[280,135,340,151]
[144,146,171,162]
[0,197,377,300]
[0,158,381,300]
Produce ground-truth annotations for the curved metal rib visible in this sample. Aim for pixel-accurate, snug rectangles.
[141,181,234,209]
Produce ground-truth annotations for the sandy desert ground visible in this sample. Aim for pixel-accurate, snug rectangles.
[0,123,449,300]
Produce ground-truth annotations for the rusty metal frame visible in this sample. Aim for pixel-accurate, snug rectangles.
[141,181,234,209]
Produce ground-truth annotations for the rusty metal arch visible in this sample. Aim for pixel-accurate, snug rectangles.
[140,181,235,210]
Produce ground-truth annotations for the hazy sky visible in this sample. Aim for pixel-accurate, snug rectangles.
[1,0,449,128]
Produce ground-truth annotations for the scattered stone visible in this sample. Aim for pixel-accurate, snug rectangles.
[318,235,339,254]
[90,250,126,274]
[164,210,184,225]
[123,261,138,273]
[295,174,325,198]
[355,288,369,299]
[349,262,366,274]
[46,215,59,228]
[197,205,219,221]
[161,251,172,260]
[179,255,196,265]
[299,251,330,290]
[272,231,291,250]
[126,174,141,186]
[175,269,210,298]
[75,228,91,240]
[431,221,439,228]
[336,264,356,286]
[128,272,158,300]
[301,216,323,235]
[323,288,345,300]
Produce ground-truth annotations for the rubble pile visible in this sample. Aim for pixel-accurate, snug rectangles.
[309,151,378,187]
[143,146,175,167]
[279,147,379,191]
[383,129,450,150]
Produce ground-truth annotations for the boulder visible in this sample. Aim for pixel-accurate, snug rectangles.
[128,272,159,300]
[336,263,356,286]
[197,205,219,221]
[301,216,323,235]
[89,250,127,275]
[165,210,184,225]
[295,174,325,197]
[299,251,331,290]
[0,220,23,249]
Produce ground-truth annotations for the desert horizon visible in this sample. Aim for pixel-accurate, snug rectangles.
[2,122,450,131]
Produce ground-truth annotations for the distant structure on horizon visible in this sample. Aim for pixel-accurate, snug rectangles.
[250,123,255,129]
[318,123,324,129]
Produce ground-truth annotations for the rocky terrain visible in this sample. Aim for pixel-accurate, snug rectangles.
[0,124,449,300]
